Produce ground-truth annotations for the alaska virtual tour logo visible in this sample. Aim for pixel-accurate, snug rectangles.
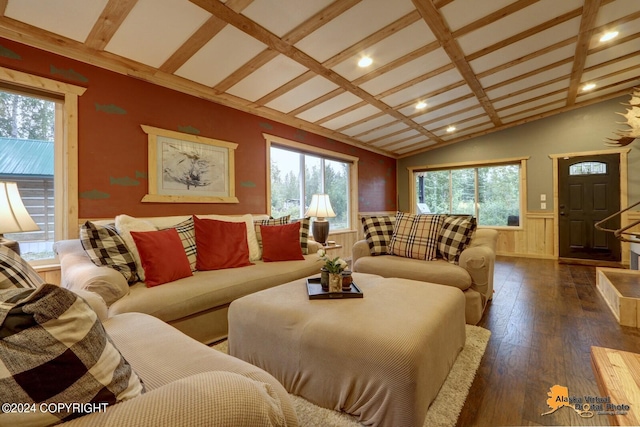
[541,385,630,419]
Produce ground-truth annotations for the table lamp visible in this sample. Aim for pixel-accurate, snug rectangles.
[304,194,336,245]
[0,182,40,255]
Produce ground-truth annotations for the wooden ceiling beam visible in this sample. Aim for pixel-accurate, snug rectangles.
[566,0,603,106]
[189,0,442,143]
[412,0,501,127]
[0,1,7,16]
[336,111,389,133]
[452,0,540,39]
[315,101,368,125]
[159,0,253,74]
[288,88,345,117]
[484,57,573,93]
[85,0,138,51]
[254,70,316,106]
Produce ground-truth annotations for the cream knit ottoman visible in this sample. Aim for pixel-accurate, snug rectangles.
[228,272,466,427]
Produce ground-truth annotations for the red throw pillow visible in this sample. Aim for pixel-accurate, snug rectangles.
[131,228,193,287]
[194,216,253,270]
[261,222,305,262]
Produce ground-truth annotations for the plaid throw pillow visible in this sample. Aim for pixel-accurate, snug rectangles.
[254,216,290,249]
[0,245,44,290]
[291,217,311,254]
[163,218,197,272]
[361,215,395,255]
[0,284,144,426]
[388,212,444,260]
[80,221,138,283]
[438,216,477,264]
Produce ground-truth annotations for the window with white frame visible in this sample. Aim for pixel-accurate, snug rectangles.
[266,134,357,233]
[414,160,524,227]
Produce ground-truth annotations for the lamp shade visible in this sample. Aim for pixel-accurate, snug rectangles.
[0,182,39,234]
[304,194,336,219]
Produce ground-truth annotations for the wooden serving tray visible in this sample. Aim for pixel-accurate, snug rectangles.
[306,277,363,299]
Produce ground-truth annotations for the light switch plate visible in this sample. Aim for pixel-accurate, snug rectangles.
[541,202,547,209]
[540,194,546,201]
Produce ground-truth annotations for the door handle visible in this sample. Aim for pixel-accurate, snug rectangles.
[560,211,565,216]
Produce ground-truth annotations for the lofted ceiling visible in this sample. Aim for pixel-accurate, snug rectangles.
[1,0,638,158]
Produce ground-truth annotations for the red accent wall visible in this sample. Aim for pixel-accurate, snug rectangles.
[0,38,396,218]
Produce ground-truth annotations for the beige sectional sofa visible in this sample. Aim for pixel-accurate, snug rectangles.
[55,214,323,344]
[352,228,498,324]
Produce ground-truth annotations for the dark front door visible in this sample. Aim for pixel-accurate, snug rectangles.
[558,154,621,261]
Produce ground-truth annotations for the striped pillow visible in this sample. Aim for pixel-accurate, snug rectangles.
[291,217,311,255]
[80,221,138,283]
[0,245,44,290]
[0,284,144,426]
[361,215,395,255]
[388,212,444,260]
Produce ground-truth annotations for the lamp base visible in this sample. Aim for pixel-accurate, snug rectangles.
[0,235,20,255]
[312,220,330,245]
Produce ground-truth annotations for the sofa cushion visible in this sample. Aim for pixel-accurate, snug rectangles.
[438,216,477,264]
[115,215,158,282]
[199,214,261,261]
[0,284,144,426]
[361,215,395,255]
[261,222,304,262]
[194,216,253,270]
[254,216,290,250]
[131,229,193,287]
[388,212,444,260]
[80,221,138,283]
[0,245,44,290]
[162,217,197,272]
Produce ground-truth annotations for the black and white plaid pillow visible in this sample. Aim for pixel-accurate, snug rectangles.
[437,216,477,264]
[0,284,144,426]
[163,218,197,272]
[0,245,44,290]
[291,217,311,254]
[80,221,138,283]
[361,216,395,255]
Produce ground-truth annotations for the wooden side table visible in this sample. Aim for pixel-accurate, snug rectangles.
[591,346,639,426]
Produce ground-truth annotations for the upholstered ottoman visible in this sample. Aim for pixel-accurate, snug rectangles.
[228,272,466,427]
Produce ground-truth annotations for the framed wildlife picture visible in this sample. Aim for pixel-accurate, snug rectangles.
[141,125,239,203]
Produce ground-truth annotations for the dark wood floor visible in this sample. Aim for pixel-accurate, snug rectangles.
[456,256,640,427]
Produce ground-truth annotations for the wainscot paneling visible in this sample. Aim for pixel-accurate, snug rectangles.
[35,265,61,286]
[495,212,555,259]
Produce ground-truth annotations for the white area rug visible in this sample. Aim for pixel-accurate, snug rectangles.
[213,325,490,427]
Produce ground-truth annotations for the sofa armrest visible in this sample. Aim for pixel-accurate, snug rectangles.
[60,371,292,427]
[307,240,322,254]
[351,240,372,270]
[458,229,498,302]
[54,240,129,306]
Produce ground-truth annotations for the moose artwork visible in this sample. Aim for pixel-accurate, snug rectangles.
[141,125,239,203]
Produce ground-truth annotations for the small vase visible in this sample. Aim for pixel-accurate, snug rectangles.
[329,273,342,293]
[341,271,352,291]
[320,267,329,290]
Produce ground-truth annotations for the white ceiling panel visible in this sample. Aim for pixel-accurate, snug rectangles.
[439,122,495,141]
[175,25,266,87]
[369,129,420,145]
[502,101,565,123]
[227,55,308,101]
[5,0,108,42]
[265,76,339,113]
[595,0,640,26]
[360,48,451,96]
[585,38,640,69]
[321,105,383,131]
[294,0,416,63]
[439,0,514,32]
[331,20,436,82]
[358,122,411,142]
[341,114,398,136]
[590,16,640,49]
[584,69,640,92]
[582,56,639,82]
[424,107,486,131]
[414,97,481,124]
[377,135,427,150]
[457,0,583,55]
[397,85,473,116]
[478,43,576,88]
[396,139,437,154]
[434,115,491,136]
[295,91,362,123]
[486,63,574,100]
[497,91,568,118]
[380,67,464,108]
[492,79,570,109]
[241,0,333,38]
[471,18,579,74]
[577,79,640,102]
[105,0,211,68]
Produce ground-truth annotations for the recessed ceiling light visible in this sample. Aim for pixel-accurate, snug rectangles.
[600,31,619,42]
[582,83,596,92]
[415,101,427,109]
[358,56,372,67]
[446,126,456,133]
